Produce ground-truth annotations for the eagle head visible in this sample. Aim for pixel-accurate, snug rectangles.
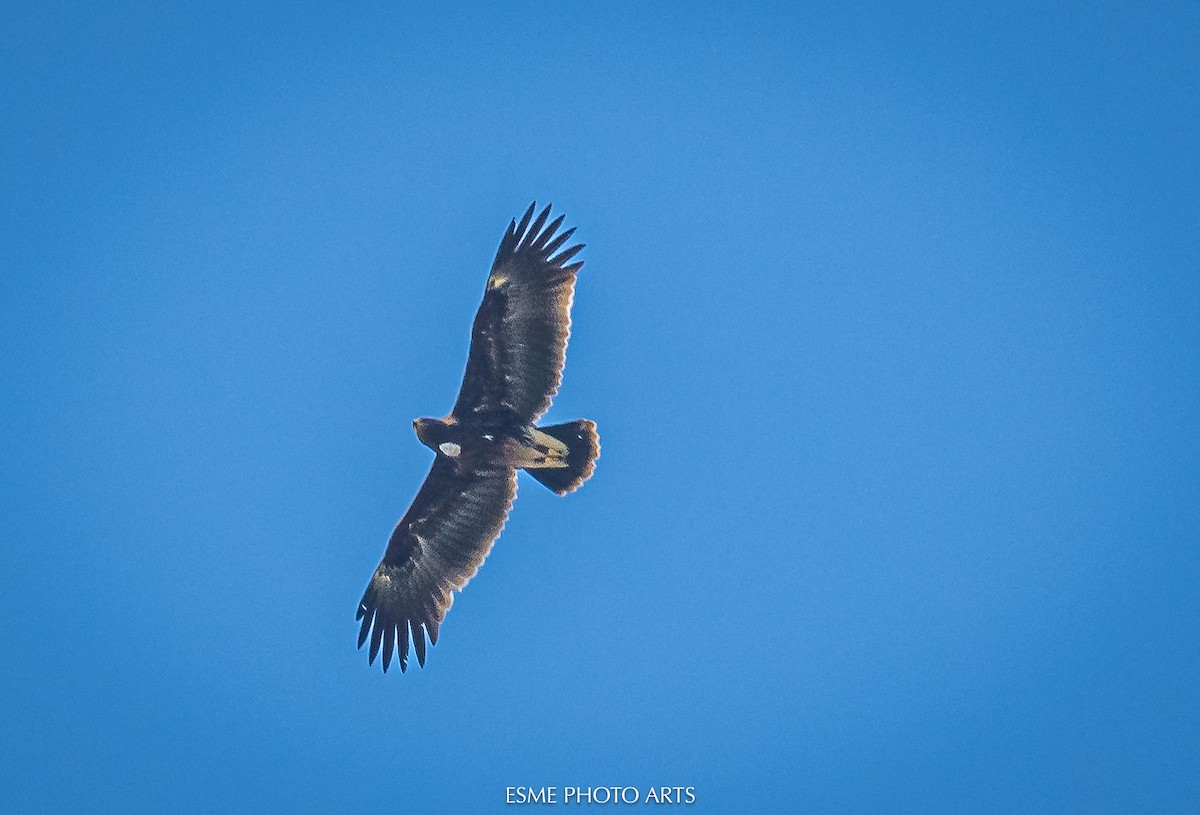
[412,417,451,448]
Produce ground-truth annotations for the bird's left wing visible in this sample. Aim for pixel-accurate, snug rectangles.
[450,202,585,424]
[357,456,516,672]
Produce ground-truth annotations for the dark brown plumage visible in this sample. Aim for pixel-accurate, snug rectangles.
[356,203,599,673]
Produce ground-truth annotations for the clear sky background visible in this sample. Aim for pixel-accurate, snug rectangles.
[2,2,1197,812]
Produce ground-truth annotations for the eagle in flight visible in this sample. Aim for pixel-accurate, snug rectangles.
[356,203,599,673]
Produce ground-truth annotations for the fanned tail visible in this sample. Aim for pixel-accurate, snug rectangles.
[525,419,599,495]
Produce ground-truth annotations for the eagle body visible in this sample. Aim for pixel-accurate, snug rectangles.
[414,416,590,473]
[356,203,599,673]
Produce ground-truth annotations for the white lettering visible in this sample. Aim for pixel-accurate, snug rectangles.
[505,786,557,804]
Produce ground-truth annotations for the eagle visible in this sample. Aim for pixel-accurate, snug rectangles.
[356,203,600,673]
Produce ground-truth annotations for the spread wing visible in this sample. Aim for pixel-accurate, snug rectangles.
[450,202,585,424]
[357,457,516,673]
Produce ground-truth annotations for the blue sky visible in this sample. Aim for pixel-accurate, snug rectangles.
[2,2,1197,812]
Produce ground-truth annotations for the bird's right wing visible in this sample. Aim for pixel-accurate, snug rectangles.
[357,456,516,672]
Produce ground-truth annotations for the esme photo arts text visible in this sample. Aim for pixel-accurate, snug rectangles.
[506,786,697,805]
